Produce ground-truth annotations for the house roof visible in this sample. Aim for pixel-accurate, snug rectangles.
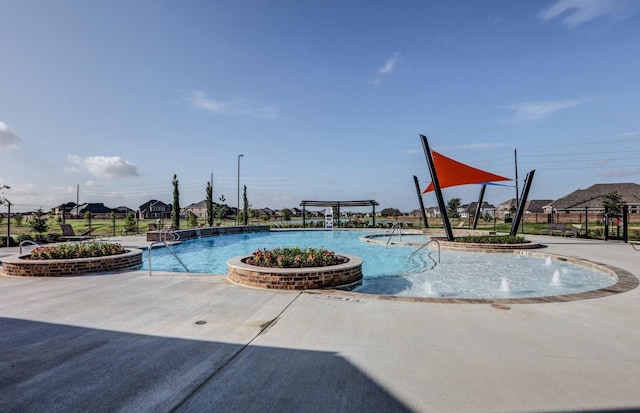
[77,203,113,214]
[549,183,640,210]
[184,200,207,209]
[460,201,495,211]
[524,199,553,213]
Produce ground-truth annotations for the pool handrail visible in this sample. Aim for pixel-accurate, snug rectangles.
[148,232,189,275]
[386,222,402,246]
[408,239,441,267]
[19,240,42,255]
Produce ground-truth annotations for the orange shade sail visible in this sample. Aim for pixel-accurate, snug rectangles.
[423,151,511,193]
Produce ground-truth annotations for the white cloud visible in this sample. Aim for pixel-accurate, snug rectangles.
[379,53,400,75]
[504,99,584,121]
[67,154,140,178]
[538,0,638,28]
[371,52,401,86]
[186,90,280,119]
[0,122,21,151]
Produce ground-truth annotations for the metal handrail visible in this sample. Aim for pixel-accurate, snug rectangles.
[408,239,441,267]
[19,240,41,254]
[386,222,402,246]
[147,232,188,275]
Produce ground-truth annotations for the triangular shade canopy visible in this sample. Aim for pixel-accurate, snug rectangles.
[423,151,511,193]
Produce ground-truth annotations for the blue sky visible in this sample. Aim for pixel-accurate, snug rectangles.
[1,0,639,213]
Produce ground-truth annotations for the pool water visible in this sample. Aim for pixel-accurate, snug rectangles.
[143,230,616,299]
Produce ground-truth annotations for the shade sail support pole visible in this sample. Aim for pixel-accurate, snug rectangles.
[413,175,429,228]
[421,134,454,241]
[472,184,486,230]
[509,169,535,236]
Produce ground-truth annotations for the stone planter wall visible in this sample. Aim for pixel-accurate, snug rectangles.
[227,254,363,290]
[0,248,143,277]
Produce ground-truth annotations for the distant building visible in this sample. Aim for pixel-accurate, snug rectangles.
[53,202,77,218]
[545,183,640,214]
[459,202,496,219]
[139,200,172,219]
[183,200,207,219]
[497,199,553,219]
[75,203,114,219]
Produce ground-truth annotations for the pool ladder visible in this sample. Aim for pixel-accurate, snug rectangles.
[408,239,441,269]
[147,231,189,275]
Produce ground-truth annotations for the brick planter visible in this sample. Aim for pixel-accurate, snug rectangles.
[0,248,143,277]
[227,253,363,290]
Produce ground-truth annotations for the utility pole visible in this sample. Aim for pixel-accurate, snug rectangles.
[514,149,519,206]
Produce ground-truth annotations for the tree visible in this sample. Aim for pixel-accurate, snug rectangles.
[282,208,292,222]
[188,212,198,228]
[13,214,23,227]
[215,195,226,224]
[123,212,136,233]
[250,208,259,224]
[29,208,49,234]
[601,191,624,219]
[0,184,9,206]
[171,174,180,229]
[242,185,249,225]
[205,180,214,227]
[446,198,461,218]
[84,211,92,226]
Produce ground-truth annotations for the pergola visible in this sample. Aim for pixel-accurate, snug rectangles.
[300,200,379,228]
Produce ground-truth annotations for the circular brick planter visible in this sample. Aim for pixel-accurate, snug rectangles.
[0,248,143,277]
[227,253,363,290]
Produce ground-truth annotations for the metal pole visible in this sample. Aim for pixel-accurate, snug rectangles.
[514,149,519,206]
[472,184,486,230]
[237,154,243,226]
[509,170,535,236]
[420,134,454,241]
[6,201,10,247]
[413,175,429,228]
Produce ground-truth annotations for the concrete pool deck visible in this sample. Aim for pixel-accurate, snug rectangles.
[1,234,639,412]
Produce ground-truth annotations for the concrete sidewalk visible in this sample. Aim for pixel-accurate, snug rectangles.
[1,235,639,412]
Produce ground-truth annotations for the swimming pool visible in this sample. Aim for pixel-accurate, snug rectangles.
[143,230,616,299]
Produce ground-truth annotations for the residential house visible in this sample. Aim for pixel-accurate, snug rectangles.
[458,202,496,219]
[113,206,135,219]
[255,208,276,219]
[183,200,207,219]
[497,199,553,219]
[53,202,77,218]
[138,200,172,219]
[76,203,114,219]
[545,183,640,215]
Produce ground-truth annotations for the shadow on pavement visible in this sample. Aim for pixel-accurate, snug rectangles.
[0,317,412,413]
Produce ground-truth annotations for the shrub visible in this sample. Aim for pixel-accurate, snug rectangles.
[29,242,126,260]
[455,235,528,244]
[16,233,33,243]
[0,235,17,247]
[245,247,346,268]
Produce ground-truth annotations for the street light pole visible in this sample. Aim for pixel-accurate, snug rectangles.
[237,154,244,225]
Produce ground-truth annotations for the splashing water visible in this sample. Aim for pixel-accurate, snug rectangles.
[551,269,561,286]
[424,281,435,295]
[500,277,510,292]
[545,256,552,266]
